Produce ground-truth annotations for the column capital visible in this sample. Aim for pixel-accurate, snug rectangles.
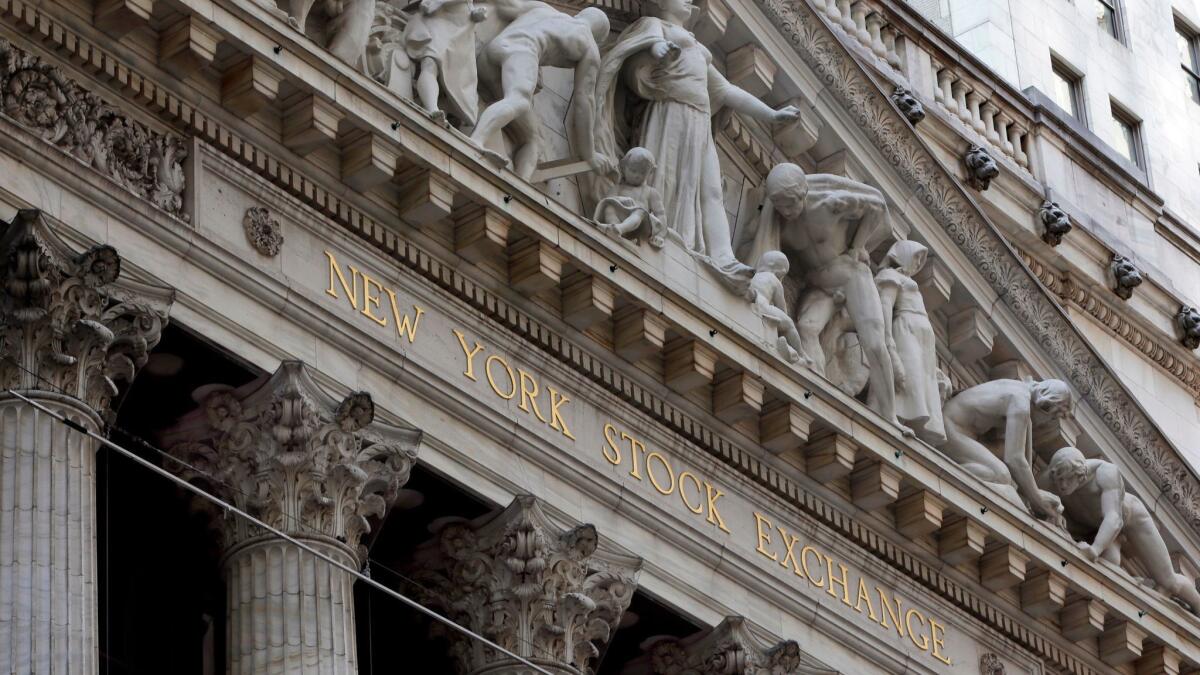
[412,495,642,675]
[623,616,834,674]
[0,209,173,412]
[164,361,422,558]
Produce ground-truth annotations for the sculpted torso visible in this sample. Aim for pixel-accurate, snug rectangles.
[483,4,591,69]
[1055,460,1122,531]
[776,178,873,270]
[942,379,1030,434]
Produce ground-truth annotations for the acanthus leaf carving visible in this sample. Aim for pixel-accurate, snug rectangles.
[163,361,422,559]
[622,616,836,675]
[409,495,641,675]
[0,209,172,413]
[0,39,188,219]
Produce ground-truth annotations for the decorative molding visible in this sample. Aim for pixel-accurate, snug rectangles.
[0,39,188,220]
[243,205,283,256]
[0,208,173,413]
[757,0,1200,538]
[979,652,1005,675]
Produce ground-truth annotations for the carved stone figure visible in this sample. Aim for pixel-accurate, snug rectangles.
[942,378,1073,521]
[1178,305,1200,350]
[876,240,946,445]
[979,652,1006,675]
[593,147,667,247]
[1039,200,1071,246]
[890,86,925,125]
[402,0,487,123]
[409,495,641,674]
[243,206,283,256]
[735,163,909,435]
[751,251,811,366]
[963,144,999,190]
[367,2,412,94]
[289,0,379,67]
[0,39,188,219]
[472,2,611,179]
[621,616,836,674]
[589,0,800,293]
[1041,447,1200,615]
[1109,253,1143,300]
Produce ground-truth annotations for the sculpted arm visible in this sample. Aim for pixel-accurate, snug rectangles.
[1004,397,1050,517]
[876,280,904,386]
[571,41,608,172]
[1087,463,1126,558]
[809,175,890,254]
[707,66,797,124]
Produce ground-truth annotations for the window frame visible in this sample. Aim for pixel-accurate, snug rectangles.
[1094,0,1125,44]
[1049,56,1087,126]
[1177,18,1200,104]
[1108,100,1144,170]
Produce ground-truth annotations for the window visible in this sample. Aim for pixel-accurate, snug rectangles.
[1109,101,1144,168]
[1177,20,1200,104]
[1095,0,1120,40]
[1049,58,1086,122]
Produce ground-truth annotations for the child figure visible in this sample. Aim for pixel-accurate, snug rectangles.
[402,0,487,124]
[592,148,666,248]
[750,251,812,367]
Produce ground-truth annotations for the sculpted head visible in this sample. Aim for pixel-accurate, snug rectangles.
[1031,379,1073,419]
[576,7,611,45]
[883,240,928,277]
[645,0,694,24]
[619,147,655,186]
[758,250,790,277]
[766,163,809,221]
[1047,447,1089,496]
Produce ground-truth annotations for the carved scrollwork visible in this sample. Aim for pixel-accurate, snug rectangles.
[0,39,188,219]
[0,209,172,413]
[625,617,835,674]
[243,206,283,256]
[163,361,422,558]
[410,495,641,675]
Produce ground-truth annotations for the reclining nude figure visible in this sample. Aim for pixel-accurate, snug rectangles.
[942,378,1072,521]
[734,163,908,434]
[1041,447,1200,614]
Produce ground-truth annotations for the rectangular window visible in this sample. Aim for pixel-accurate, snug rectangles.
[1109,101,1144,168]
[1177,20,1200,104]
[1049,58,1085,122]
[1095,0,1120,40]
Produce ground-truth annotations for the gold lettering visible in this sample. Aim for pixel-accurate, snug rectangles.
[678,472,703,514]
[877,587,905,638]
[930,618,951,665]
[853,578,879,621]
[360,273,388,326]
[602,423,622,465]
[547,388,575,440]
[753,512,778,561]
[623,432,646,480]
[386,291,424,343]
[777,527,801,575]
[324,250,359,309]
[645,452,675,495]
[704,482,730,533]
[800,546,824,587]
[453,330,485,380]
[485,354,517,399]
[826,557,851,605]
[517,370,547,422]
[905,609,930,651]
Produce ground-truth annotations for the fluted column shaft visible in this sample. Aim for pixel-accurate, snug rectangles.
[0,393,100,675]
[224,536,358,675]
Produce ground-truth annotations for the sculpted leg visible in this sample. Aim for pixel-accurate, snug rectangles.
[698,140,738,264]
[796,289,836,374]
[470,51,539,161]
[943,418,1013,485]
[417,56,441,116]
[1125,506,1200,612]
[510,108,542,180]
[840,260,906,431]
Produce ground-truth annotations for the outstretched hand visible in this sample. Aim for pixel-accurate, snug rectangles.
[773,105,802,124]
[589,153,617,178]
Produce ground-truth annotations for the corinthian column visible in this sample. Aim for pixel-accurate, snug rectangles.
[409,495,642,675]
[0,209,173,674]
[164,362,421,674]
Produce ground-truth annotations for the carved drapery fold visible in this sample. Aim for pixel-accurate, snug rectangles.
[621,616,836,675]
[409,495,642,675]
[0,39,188,219]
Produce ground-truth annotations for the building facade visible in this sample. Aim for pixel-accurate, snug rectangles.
[0,0,1198,674]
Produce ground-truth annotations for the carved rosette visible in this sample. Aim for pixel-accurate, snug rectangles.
[0,209,172,412]
[979,652,1006,675]
[624,617,835,675]
[243,205,283,256]
[0,39,188,219]
[164,361,422,559]
[410,495,642,675]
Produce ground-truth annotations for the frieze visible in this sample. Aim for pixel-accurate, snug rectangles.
[756,0,1200,535]
[0,39,187,220]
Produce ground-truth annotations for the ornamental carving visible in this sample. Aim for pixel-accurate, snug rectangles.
[163,361,422,558]
[1178,306,1200,350]
[1038,201,1071,246]
[1109,254,1142,300]
[963,145,999,191]
[979,652,1005,675]
[243,206,283,256]
[623,616,835,675]
[890,86,925,126]
[409,495,641,675]
[0,39,188,219]
[0,209,173,413]
[756,0,1200,534]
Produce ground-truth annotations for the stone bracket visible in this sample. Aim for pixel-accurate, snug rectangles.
[614,307,667,362]
[664,338,718,393]
[454,204,510,264]
[283,94,343,157]
[561,273,614,331]
[221,54,283,117]
[758,401,813,455]
[713,371,764,424]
